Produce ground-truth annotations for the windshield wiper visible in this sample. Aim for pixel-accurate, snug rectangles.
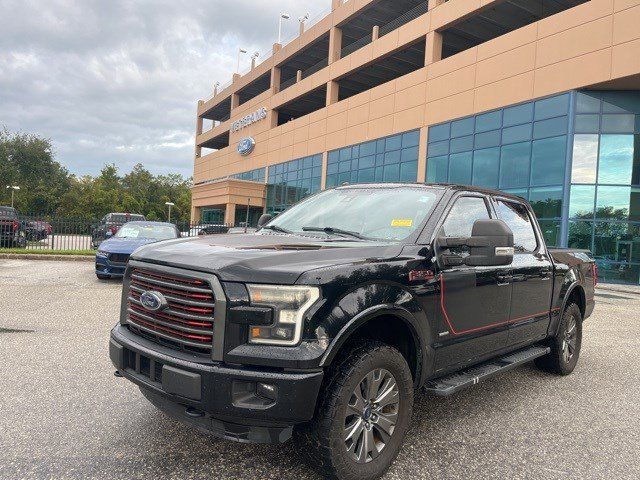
[261,225,292,234]
[302,226,366,240]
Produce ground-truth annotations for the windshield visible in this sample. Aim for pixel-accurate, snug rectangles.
[110,214,145,223]
[0,207,17,220]
[115,224,177,240]
[266,186,441,242]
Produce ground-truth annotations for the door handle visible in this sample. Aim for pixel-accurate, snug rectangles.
[540,268,552,279]
[497,275,512,286]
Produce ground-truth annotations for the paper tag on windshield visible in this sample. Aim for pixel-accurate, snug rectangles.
[391,219,413,227]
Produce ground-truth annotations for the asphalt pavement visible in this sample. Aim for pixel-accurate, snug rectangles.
[1,259,639,480]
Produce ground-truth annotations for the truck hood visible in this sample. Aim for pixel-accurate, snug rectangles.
[130,232,403,284]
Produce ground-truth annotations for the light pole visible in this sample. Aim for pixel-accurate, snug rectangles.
[278,13,290,44]
[299,12,310,33]
[6,185,20,208]
[165,202,175,222]
[236,48,248,73]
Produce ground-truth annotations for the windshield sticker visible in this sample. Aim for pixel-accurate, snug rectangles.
[391,219,413,228]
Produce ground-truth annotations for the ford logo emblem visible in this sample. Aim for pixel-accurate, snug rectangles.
[140,291,168,312]
[237,137,256,156]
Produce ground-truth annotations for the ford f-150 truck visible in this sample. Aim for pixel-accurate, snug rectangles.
[110,184,596,480]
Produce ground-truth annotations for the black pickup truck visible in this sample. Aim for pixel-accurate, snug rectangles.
[110,184,596,480]
[0,206,27,248]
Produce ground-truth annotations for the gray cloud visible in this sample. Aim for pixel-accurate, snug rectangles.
[0,0,329,178]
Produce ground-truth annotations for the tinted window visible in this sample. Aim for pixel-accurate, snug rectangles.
[495,200,538,252]
[441,197,490,238]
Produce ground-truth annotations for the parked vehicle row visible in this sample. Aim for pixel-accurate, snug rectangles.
[0,206,27,248]
[109,183,596,480]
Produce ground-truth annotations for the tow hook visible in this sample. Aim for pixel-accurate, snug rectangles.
[114,370,123,378]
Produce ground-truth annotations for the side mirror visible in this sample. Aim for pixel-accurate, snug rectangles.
[257,214,273,229]
[438,219,514,267]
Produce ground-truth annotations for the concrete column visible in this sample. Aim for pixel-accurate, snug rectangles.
[429,0,446,8]
[232,73,241,84]
[296,70,303,83]
[320,151,328,190]
[191,206,200,224]
[328,27,343,64]
[372,25,380,41]
[251,57,257,70]
[331,0,343,11]
[231,92,240,110]
[299,21,305,36]
[195,146,202,159]
[425,31,443,66]
[271,66,281,93]
[417,126,428,183]
[326,80,340,106]
[196,115,204,136]
[224,203,236,226]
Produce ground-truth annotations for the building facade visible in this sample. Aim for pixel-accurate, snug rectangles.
[192,0,640,284]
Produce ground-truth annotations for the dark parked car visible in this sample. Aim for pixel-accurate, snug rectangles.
[110,184,596,480]
[96,221,180,279]
[196,224,230,236]
[91,213,146,248]
[23,220,53,241]
[0,206,26,248]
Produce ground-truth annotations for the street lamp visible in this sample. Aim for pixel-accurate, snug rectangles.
[278,13,290,44]
[299,12,310,25]
[236,48,248,73]
[6,185,19,208]
[165,202,175,222]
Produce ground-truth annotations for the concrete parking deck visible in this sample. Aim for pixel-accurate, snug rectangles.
[0,259,639,479]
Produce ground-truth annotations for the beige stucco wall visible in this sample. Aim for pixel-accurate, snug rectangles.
[193,0,640,192]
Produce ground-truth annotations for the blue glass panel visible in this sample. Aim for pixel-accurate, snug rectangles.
[376,139,386,153]
[575,114,600,134]
[569,185,596,219]
[384,150,401,165]
[571,134,599,184]
[500,141,531,188]
[375,154,385,166]
[358,167,375,183]
[401,146,419,162]
[474,130,501,149]
[352,145,360,158]
[533,116,568,139]
[576,92,601,113]
[568,221,593,250]
[601,114,635,134]
[303,156,313,169]
[427,156,448,183]
[502,189,528,200]
[451,117,475,138]
[382,163,400,182]
[338,161,351,173]
[385,134,402,151]
[538,220,562,246]
[312,166,322,177]
[504,102,533,127]
[449,152,472,185]
[450,135,474,153]
[428,140,449,157]
[529,186,563,218]
[598,135,635,184]
[428,123,451,143]
[360,141,376,157]
[475,110,502,133]
[359,155,375,169]
[534,94,570,120]
[375,167,384,182]
[327,162,339,174]
[328,151,339,163]
[338,172,350,184]
[402,130,420,148]
[472,147,500,188]
[399,161,418,182]
[502,124,531,144]
[596,186,640,221]
[313,155,323,167]
[340,148,351,161]
[531,136,566,186]
[593,222,640,263]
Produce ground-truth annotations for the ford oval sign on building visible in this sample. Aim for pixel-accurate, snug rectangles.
[238,137,256,156]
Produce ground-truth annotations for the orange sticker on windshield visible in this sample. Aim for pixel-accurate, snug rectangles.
[391,219,413,227]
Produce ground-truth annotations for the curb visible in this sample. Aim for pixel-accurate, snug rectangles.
[0,253,94,262]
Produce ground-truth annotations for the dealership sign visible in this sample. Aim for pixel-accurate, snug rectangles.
[237,137,256,156]
[231,107,268,132]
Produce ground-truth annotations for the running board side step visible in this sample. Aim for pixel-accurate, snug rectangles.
[423,345,551,397]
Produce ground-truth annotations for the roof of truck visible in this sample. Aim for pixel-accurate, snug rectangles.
[334,183,526,201]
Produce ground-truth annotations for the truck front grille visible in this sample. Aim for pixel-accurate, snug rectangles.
[125,267,215,355]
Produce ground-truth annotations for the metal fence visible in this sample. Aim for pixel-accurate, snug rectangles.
[0,213,248,252]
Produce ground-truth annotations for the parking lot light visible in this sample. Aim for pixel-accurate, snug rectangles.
[6,185,20,208]
[165,202,175,222]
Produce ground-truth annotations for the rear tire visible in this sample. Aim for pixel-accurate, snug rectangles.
[297,341,414,480]
[96,274,111,280]
[535,303,582,375]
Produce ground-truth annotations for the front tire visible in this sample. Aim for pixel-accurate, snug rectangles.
[535,302,583,375]
[299,341,414,480]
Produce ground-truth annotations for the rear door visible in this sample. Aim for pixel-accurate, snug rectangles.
[492,197,554,347]
[434,194,513,371]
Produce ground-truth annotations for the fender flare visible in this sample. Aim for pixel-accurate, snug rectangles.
[555,281,586,336]
[319,304,429,385]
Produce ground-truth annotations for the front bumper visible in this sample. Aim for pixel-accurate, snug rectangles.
[95,257,126,277]
[110,324,324,443]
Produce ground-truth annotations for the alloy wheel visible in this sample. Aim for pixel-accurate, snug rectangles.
[343,368,400,464]
[562,314,578,363]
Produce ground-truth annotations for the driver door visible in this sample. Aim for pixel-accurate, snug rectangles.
[434,195,513,372]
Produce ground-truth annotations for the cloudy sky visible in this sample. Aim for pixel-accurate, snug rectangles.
[0,0,329,178]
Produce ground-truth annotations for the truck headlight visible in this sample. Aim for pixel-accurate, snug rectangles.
[247,284,320,346]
